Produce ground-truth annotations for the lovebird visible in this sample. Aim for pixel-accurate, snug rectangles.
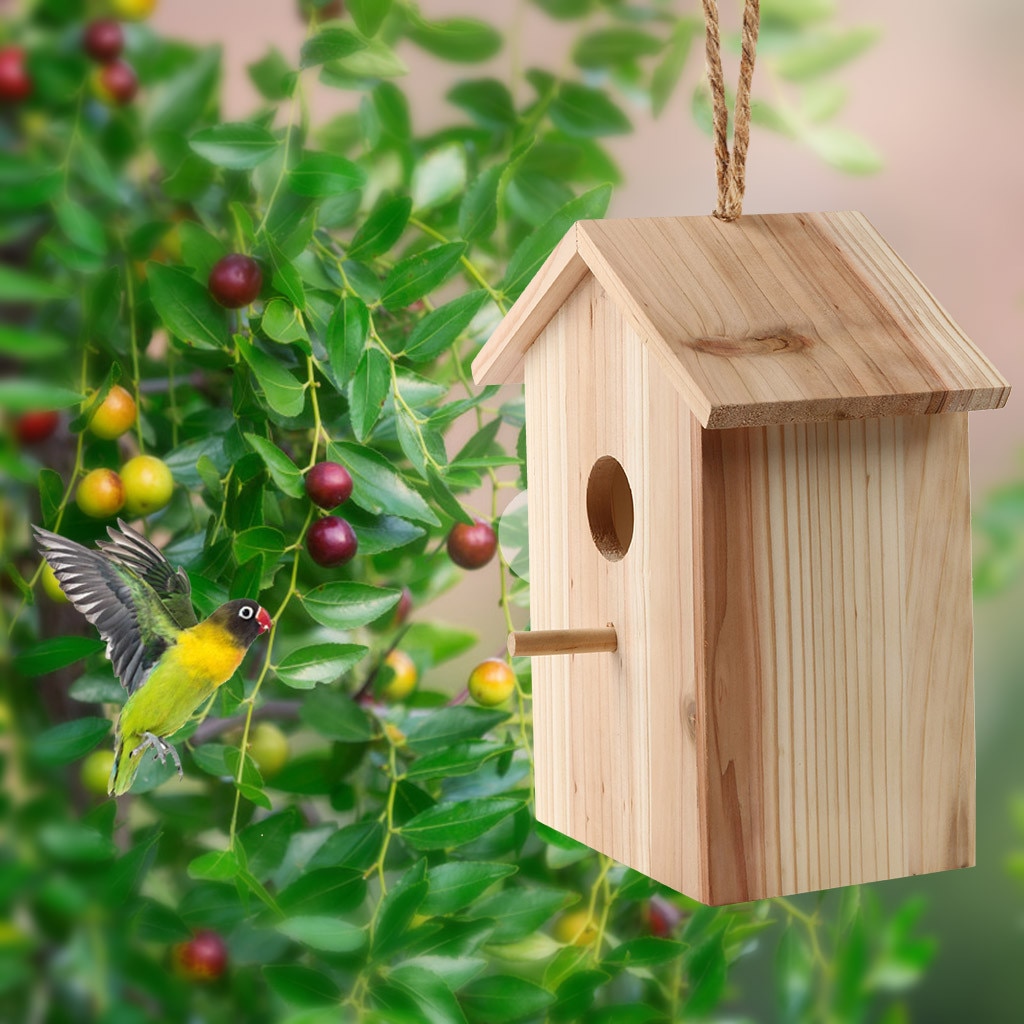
[34,520,272,795]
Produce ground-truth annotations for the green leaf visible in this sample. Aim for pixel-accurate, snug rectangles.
[276,643,367,689]
[146,45,221,136]
[299,686,376,742]
[0,381,83,413]
[308,819,385,871]
[573,28,663,68]
[237,337,306,417]
[503,185,611,299]
[422,862,517,916]
[277,916,366,953]
[405,741,513,781]
[404,706,510,755]
[459,975,555,1024]
[603,937,688,969]
[550,83,631,138]
[459,166,502,242]
[349,0,393,36]
[32,717,111,766]
[248,47,295,101]
[178,221,227,280]
[0,265,68,302]
[407,16,502,63]
[807,125,883,174]
[263,965,342,1008]
[531,0,593,17]
[55,199,106,255]
[301,581,400,629]
[0,326,68,361]
[245,433,305,499]
[412,145,467,211]
[15,636,105,677]
[380,242,465,310]
[348,346,391,440]
[402,291,486,363]
[261,299,309,345]
[190,122,279,169]
[234,525,285,565]
[278,866,366,915]
[329,440,440,525]
[188,849,240,881]
[448,79,516,130]
[388,965,467,1024]
[776,27,880,80]
[652,18,700,117]
[776,925,814,1018]
[289,152,366,197]
[348,196,411,259]
[325,295,369,385]
[348,509,425,554]
[470,887,575,944]
[684,933,727,1016]
[300,27,366,69]
[400,797,526,850]
[148,263,229,349]
[374,860,428,958]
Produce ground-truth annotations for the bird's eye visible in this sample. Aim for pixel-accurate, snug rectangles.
[239,606,254,620]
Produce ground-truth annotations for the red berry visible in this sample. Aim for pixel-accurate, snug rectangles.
[0,47,31,103]
[208,254,263,309]
[447,518,497,570]
[83,20,124,63]
[307,516,358,567]
[15,410,59,444]
[98,60,137,105]
[172,930,228,982]
[644,896,682,938]
[305,461,353,509]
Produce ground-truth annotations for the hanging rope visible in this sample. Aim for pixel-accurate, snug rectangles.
[701,0,761,220]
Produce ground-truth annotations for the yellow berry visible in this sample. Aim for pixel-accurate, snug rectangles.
[81,749,115,797]
[40,561,69,604]
[467,658,516,707]
[87,385,136,440]
[120,455,174,517]
[76,468,125,519]
[380,650,418,702]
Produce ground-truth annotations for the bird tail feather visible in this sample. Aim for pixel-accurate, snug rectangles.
[108,731,141,796]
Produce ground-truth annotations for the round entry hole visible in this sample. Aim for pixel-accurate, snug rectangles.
[587,456,634,561]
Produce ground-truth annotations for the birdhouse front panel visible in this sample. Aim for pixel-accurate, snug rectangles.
[699,412,975,904]
[525,274,707,900]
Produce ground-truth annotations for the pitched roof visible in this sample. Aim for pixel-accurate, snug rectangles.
[472,211,1009,429]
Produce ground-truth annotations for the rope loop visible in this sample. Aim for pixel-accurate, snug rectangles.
[701,0,761,221]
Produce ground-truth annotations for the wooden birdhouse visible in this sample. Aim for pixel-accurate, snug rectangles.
[472,212,1010,905]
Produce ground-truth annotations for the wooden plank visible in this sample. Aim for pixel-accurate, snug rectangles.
[525,275,704,900]
[699,414,974,902]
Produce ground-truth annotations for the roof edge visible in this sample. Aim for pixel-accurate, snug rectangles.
[471,223,587,385]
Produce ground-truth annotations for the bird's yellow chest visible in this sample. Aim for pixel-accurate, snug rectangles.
[172,622,246,685]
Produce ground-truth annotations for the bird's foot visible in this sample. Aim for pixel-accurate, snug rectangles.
[131,732,184,779]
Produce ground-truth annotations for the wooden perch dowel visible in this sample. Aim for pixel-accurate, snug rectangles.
[508,628,618,657]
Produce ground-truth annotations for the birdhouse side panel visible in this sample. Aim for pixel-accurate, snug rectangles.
[524,275,705,899]
[699,414,974,903]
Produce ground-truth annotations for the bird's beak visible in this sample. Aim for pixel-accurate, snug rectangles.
[256,608,273,634]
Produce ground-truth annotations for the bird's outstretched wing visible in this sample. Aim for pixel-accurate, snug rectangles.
[33,522,194,695]
[97,519,197,630]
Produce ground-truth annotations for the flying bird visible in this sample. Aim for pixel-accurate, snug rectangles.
[34,520,272,795]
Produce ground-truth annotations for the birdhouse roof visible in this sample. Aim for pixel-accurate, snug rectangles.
[472,211,1009,429]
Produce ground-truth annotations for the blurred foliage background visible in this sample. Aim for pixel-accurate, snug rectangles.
[0,0,1019,1021]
